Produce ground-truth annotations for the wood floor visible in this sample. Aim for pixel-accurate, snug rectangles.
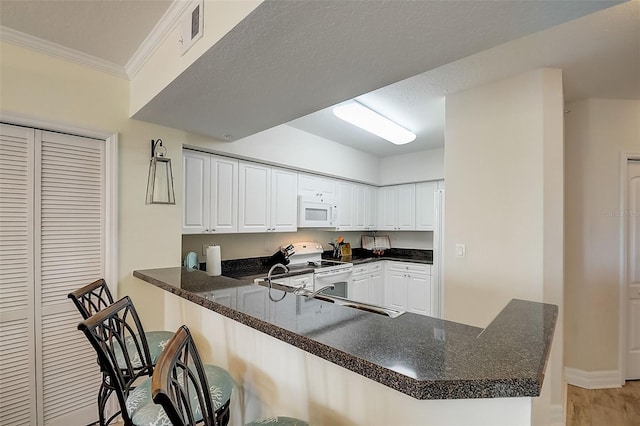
[566,380,640,426]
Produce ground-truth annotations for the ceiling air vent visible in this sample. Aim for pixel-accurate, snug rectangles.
[181,0,204,55]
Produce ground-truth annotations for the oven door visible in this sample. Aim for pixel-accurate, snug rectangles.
[313,268,352,298]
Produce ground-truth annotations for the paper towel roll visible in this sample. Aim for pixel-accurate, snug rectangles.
[206,245,221,276]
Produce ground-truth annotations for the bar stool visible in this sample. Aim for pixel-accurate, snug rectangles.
[78,296,163,425]
[152,325,306,426]
[149,325,234,425]
[69,279,174,364]
[69,279,173,424]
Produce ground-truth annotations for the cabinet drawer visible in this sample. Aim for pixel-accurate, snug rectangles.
[386,261,431,275]
[353,265,369,275]
[368,262,383,272]
[291,274,313,289]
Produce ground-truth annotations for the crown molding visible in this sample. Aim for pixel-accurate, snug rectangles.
[125,0,193,80]
[0,25,127,79]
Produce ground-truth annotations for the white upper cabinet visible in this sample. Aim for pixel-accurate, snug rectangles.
[183,151,239,234]
[183,150,210,233]
[270,167,298,232]
[238,161,297,233]
[210,156,239,233]
[298,173,336,201]
[335,181,355,230]
[415,181,438,231]
[378,184,415,230]
[397,184,416,230]
[238,162,271,232]
[354,184,377,230]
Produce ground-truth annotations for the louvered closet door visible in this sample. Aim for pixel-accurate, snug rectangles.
[35,130,104,425]
[0,124,37,425]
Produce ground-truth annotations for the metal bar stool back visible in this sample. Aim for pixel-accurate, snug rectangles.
[68,278,114,319]
[78,296,156,425]
[151,325,234,426]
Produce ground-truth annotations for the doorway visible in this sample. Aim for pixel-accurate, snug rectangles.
[625,158,640,380]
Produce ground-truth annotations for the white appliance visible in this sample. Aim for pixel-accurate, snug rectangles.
[297,196,338,228]
[287,242,352,297]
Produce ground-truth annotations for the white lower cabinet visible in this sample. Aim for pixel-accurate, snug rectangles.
[384,261,432,316]
[350,262,385,305]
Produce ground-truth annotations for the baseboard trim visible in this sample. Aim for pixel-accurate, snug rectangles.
[564,367,622,389]
[550,403,564,426]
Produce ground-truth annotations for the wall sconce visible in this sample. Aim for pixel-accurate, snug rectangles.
[145,139,176,204]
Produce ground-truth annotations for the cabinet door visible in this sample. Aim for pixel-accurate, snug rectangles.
[377,186,397,230]
[407,274,431,316]
[354,184,367,230]
[350,273,369,303]
[271,167,298,232]
[369,271,384,306]
[397,184,416,230]
[183,150,210,233]
[210,155,238,233]
[238,162,270,232]
[335,181,354,230]
[237,286,269,319]
[298,173,335,200]
[416,181,437,231]
[385,270,408,311]
[366,185,378,230]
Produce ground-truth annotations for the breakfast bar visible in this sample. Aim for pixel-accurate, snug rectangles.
[133,266,557,425]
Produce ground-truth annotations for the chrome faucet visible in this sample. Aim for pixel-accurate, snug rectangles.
[295,284,335,298]
[266,263,288,302]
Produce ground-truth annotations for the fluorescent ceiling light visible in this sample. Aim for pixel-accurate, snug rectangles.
[333,101,416,145]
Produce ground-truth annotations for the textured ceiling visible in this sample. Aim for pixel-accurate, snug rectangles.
[0,0,635,158]
[289,0,640,157]
[0,0,172,66]
[132,0,623,157]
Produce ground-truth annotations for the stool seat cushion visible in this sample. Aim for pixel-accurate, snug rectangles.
[246,417,309,426]
[126,364,234,425]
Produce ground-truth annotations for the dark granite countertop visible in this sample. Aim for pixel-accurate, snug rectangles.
[133,267,557,401]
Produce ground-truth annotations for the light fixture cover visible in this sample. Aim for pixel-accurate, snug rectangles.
[333,101,416,145]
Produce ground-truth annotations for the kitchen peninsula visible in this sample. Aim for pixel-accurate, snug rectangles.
[133,263,557,426]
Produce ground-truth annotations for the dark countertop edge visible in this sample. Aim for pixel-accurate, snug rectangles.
[133,269,555,400]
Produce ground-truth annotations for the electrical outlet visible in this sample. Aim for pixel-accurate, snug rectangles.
[202,244,209,256]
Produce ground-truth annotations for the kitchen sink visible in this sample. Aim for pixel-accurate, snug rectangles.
[337,301,405,318]
[254,280,405,318]
[305,293,405,318]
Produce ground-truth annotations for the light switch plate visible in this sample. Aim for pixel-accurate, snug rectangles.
[455,244,465,257]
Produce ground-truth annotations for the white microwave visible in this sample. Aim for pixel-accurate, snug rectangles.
[298,196,337,228]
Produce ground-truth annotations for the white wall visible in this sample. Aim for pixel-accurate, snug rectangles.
[184,124,381,184]
[564,98,640,374]
[0,41,185,329]
[379,147,444,185]
[130,0,262,115]
[444,69,564,425]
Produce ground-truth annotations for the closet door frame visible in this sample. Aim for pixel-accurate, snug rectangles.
[2,112,118,290]
[1,111,118,423]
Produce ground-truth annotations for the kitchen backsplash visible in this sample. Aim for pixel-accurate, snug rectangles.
[182,230,433,262]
